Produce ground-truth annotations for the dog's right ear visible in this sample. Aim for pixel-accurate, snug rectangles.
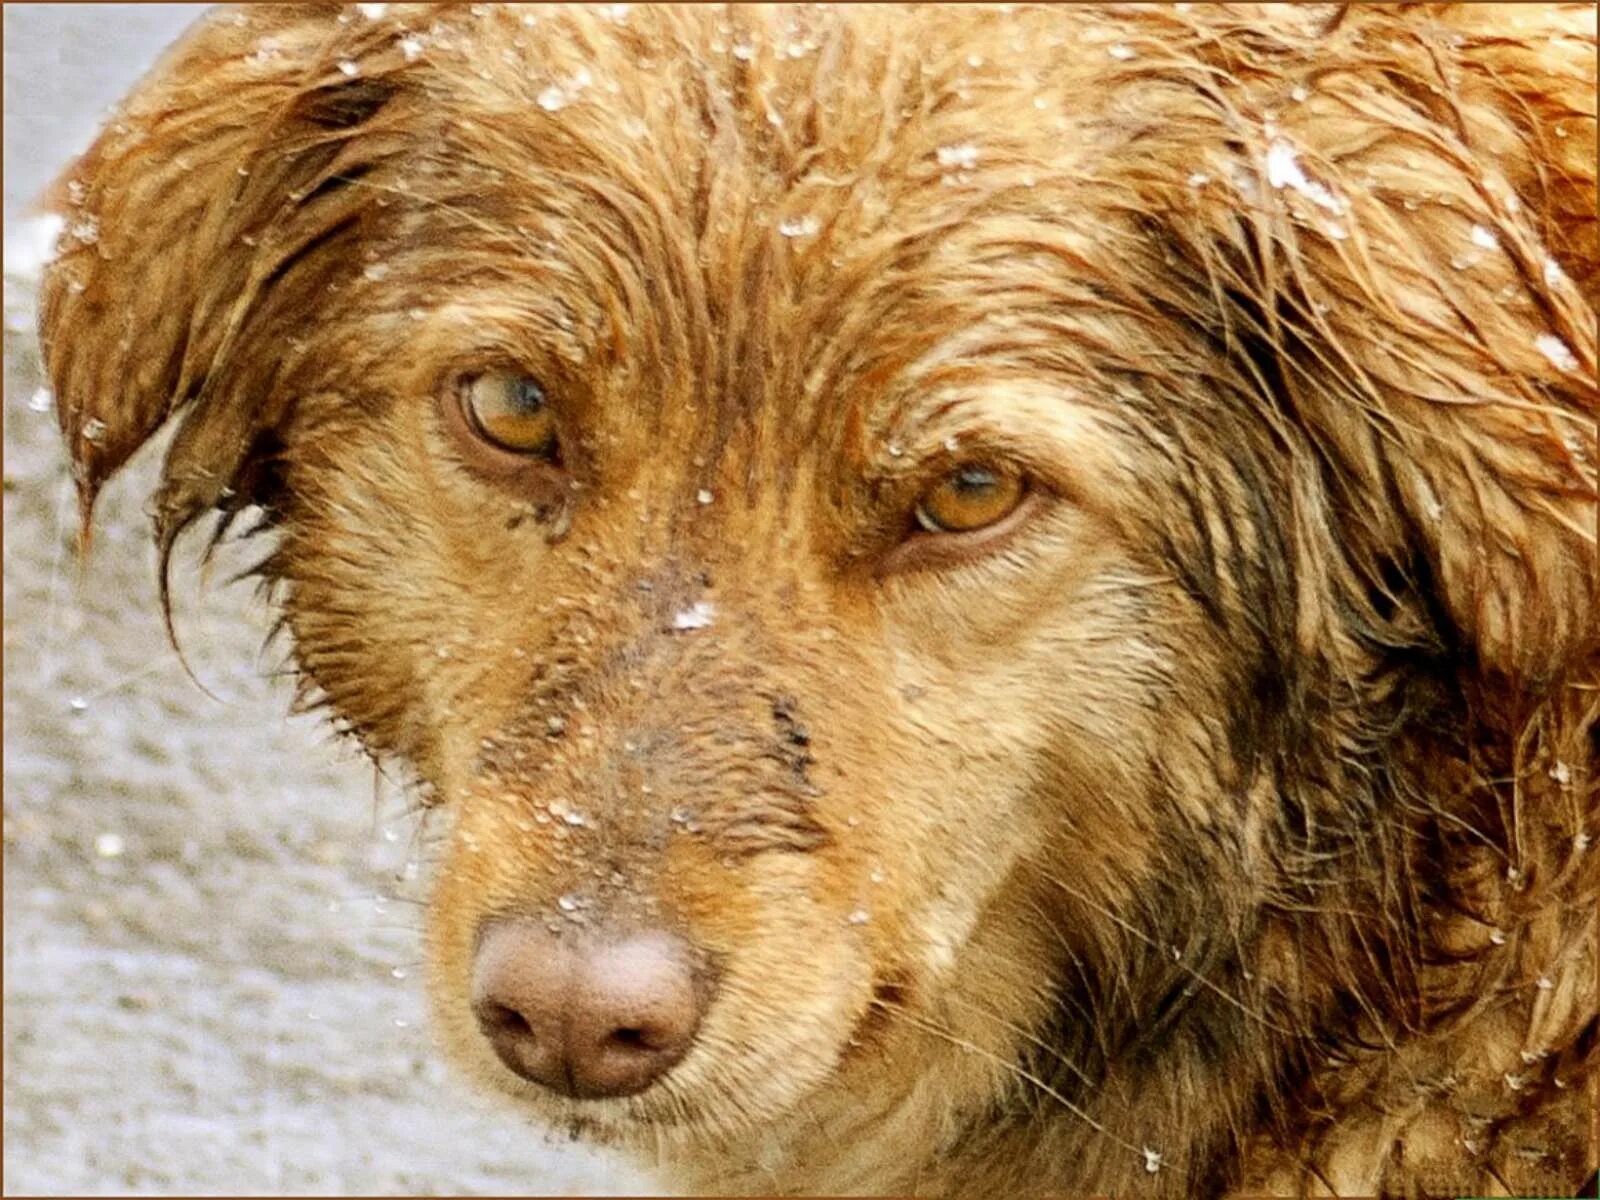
[38,3,422,551]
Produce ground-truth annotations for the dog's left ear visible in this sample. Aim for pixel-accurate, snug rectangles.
[1154,6,1597,687]
[38,3,421,551]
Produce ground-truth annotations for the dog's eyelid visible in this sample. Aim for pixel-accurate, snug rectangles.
[850,444,1046,576]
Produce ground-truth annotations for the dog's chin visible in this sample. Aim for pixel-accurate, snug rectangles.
[519,1094,735,1150]
[492,1041,851,1150]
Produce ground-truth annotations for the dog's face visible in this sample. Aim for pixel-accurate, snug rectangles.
[261,7,1244,1141]
[40,1,1596,1178]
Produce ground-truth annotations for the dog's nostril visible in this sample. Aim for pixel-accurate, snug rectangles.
[481,1002,532,1037]
[471,921,707,1100]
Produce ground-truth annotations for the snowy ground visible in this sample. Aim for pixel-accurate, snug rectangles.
[3,7,651,1194]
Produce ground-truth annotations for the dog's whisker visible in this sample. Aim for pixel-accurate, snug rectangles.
[865,995,1168,1168]
[1027,858,1299,1039]
[942,990,1098,1090]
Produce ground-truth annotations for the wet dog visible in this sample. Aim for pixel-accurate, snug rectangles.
[41,4,1597,1195]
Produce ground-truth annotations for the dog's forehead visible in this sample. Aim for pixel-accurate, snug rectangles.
[365,6,1168,450]
[417,4,1139,221]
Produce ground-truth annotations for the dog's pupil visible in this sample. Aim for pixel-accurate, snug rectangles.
[511,377,546,414]
[952,466,997,496]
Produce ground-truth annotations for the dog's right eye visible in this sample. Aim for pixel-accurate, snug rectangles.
[460,372,560,459]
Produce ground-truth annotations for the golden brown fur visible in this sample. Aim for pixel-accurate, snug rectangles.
[39,4,1597,1196]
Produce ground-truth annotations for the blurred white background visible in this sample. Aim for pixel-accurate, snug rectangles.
[4,5,200,220]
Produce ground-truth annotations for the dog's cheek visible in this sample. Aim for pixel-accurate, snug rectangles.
[273,432,429,760]
[878,537,1253,967]
[274,406,563,775]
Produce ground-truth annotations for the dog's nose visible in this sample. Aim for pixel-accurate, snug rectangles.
[470,921,704,1099]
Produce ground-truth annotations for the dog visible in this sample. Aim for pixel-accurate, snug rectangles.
[39,3,1597,1195]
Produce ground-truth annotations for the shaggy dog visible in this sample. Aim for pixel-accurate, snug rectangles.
[40,3,1596,1196]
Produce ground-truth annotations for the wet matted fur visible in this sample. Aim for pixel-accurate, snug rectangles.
[40,4,1597,1196]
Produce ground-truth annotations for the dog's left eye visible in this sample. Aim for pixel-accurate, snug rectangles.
[460,372,559,458]
[914,464,1027,534]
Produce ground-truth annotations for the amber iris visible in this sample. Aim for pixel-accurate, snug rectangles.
[914,464,1026,534]
[461,372,559,457]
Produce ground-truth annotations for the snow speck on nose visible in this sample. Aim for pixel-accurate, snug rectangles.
[672,601,717,631]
